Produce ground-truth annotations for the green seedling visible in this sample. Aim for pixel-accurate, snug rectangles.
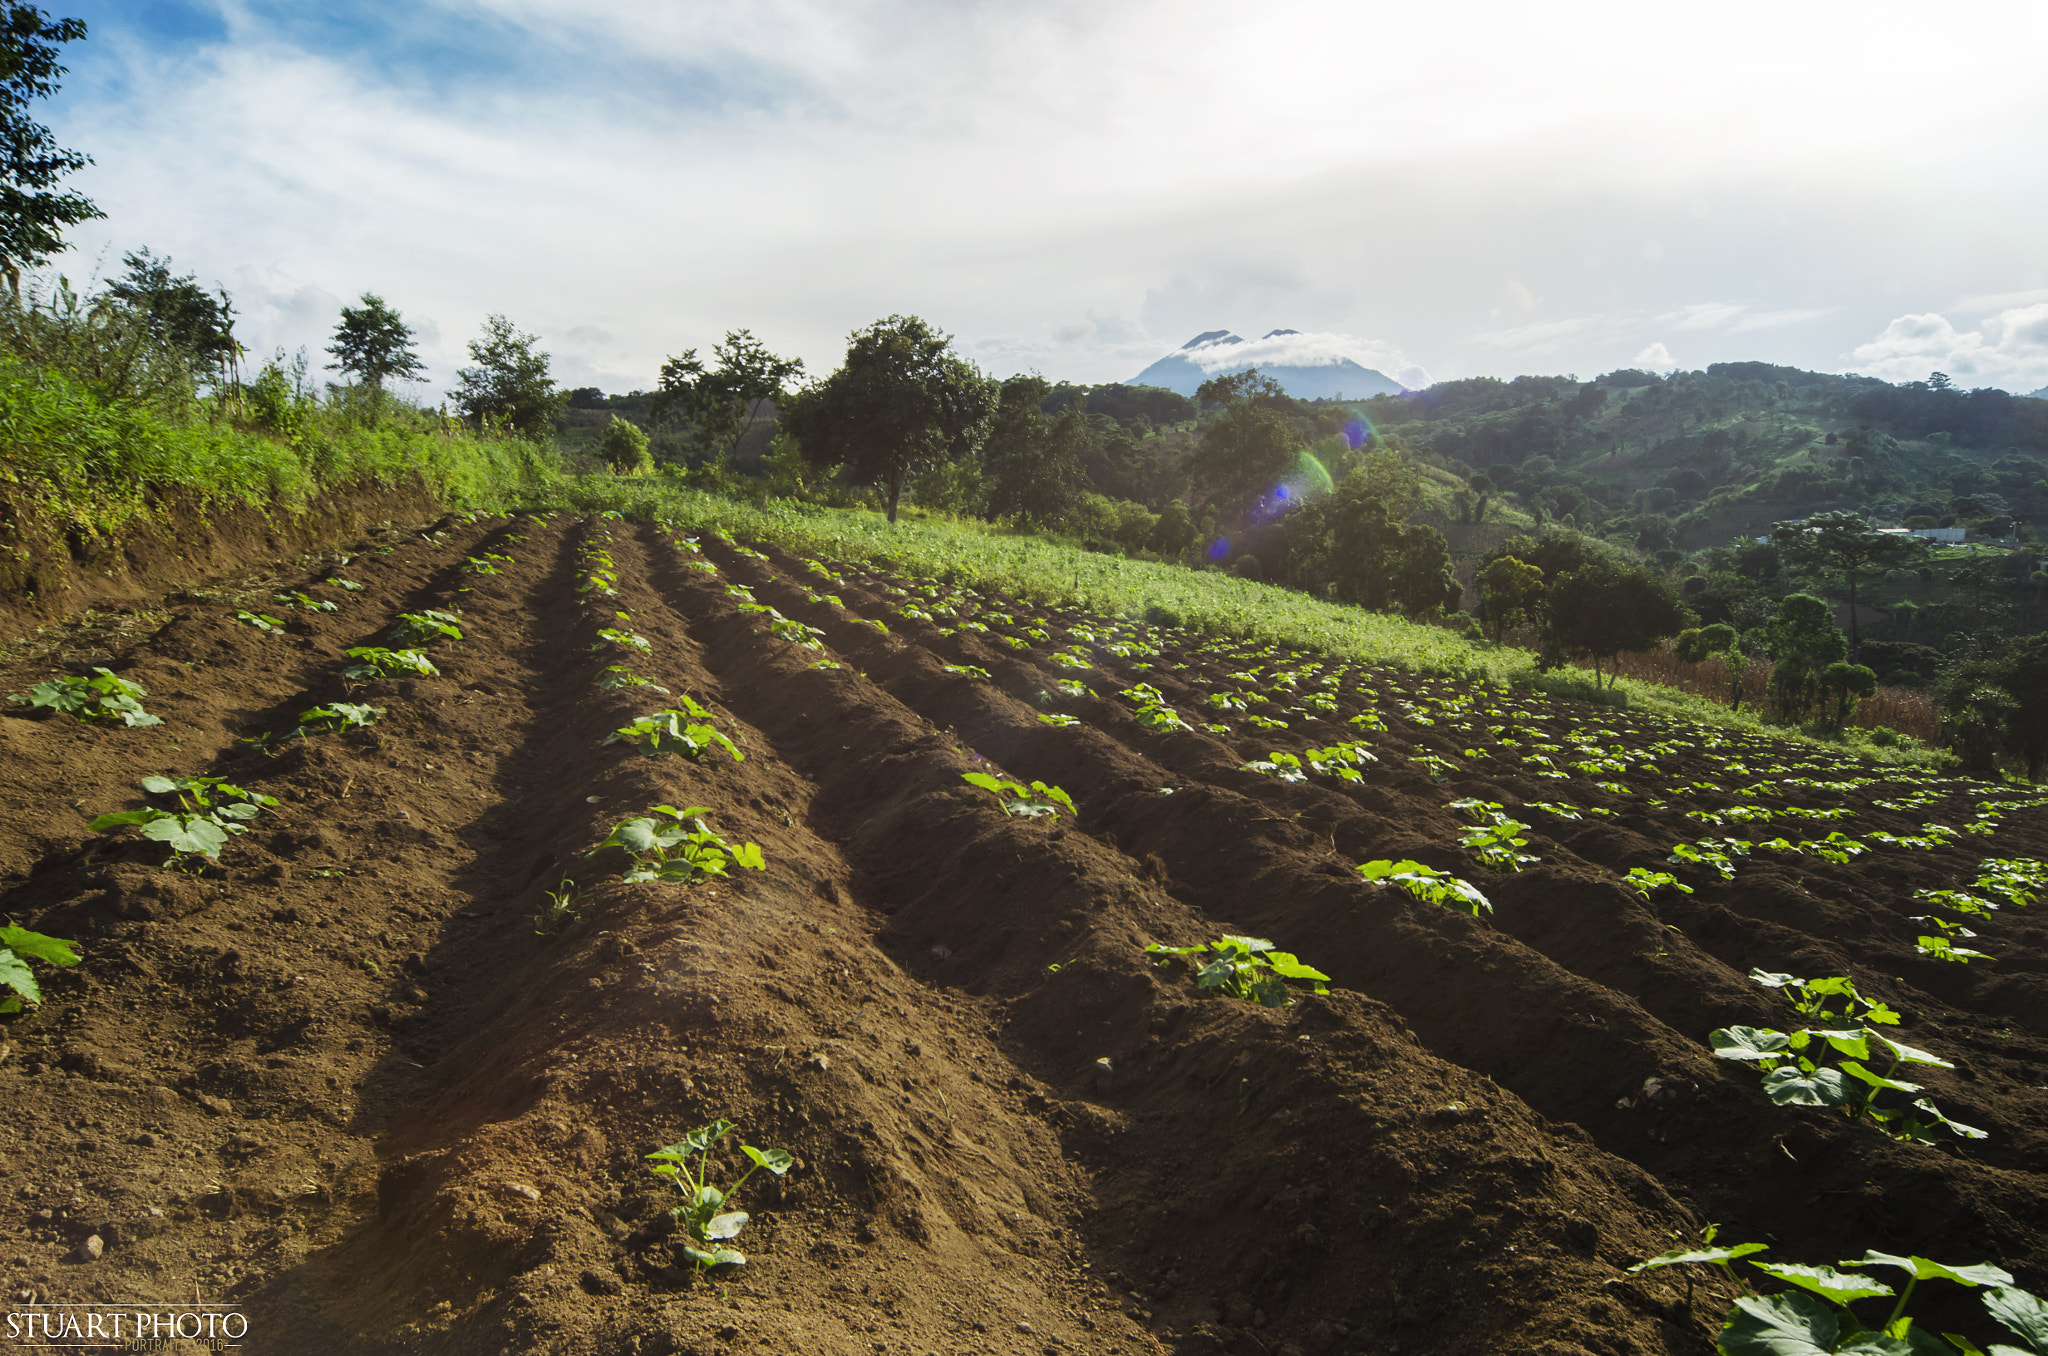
[8,668,162,727]
[325,577,362,591]
[961,771,1075,818]
[1357,859,1492,916]
[590,805,765,885]
[1710,968,1984,1144]
[386,609,463,646]
[1450,800,1538,872]
[646,1120,794,1270]
[295,703,384,737]
[1123,684,1188,733]
[1975,859,2045,909]
[342,646,440,680]
[1,923,81,1013]
[89,774,280,867]
[1144,934,1330,1008]
[604,701,742,762]
[234,610,286,632]
[594,627,651,654]
[1241,751,1306,782]
[273,591,338,613]
[942,664,990,679]
[464,553,512,574]
[1037,713,1079,728]
[598,664,670,693]
[1624,867,1692,897]
[536,881,580,937]
[1910,914,1994,964]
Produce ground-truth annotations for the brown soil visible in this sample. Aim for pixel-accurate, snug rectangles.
[1,510,2044,1356]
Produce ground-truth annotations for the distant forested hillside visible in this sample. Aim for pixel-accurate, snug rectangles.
[1355,364,2048,550]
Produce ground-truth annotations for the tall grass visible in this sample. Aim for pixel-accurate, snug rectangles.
[0,355,564,540]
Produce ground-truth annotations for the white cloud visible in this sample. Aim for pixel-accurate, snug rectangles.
[1659,301,1834,333]
[1178,330,1419,382]
[1846,305,2048,392]
[1634,342,1677,372]
[1467,316,1604,354]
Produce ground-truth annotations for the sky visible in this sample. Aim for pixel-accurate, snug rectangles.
[40,0,2048,399]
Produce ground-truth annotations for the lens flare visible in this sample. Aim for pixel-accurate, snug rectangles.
[1295,450,1335,496]
[1342,415,1373,449]
[1207,536,1231,561]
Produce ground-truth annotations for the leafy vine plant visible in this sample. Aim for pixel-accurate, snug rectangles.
[1710,969,1984,1144]
[646,1121,793,1270]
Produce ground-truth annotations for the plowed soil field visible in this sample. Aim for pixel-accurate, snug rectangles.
[3,510,2046,1356]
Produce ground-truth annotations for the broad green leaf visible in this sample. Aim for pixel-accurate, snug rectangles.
[215,803,263,821]
[1264,953,1331,982]
[88,809,159,830]
[610,818,660,854]
[0,950,40,1004]
[1874,1035,1952,1068]
[140,815,229,856]
[1762,1064,1849,1107]
[0,927,79,967]
[1629,1241,1768,1272]
[1815,1029,1874,1061]
[139,774,179,794]
[1841,1062,1923,1095]
[742,1146,793,1175]
[730,842,765,871]
[1750,1261,1896,1306]
[1910,1099,1989,1141]
[1714,1026,1793,1061]
[1984,1286,2048,1350]
[683,1120,733,1153]
[704,1211,749,1240]
[961,772,1005,793]
[1720,1291,1840,1355]
[1848,1254,2013,1289]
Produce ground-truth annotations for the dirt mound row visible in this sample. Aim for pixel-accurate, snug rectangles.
[0,511,2043,1354]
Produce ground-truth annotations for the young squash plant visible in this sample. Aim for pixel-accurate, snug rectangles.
[1,923,81,1013]
[386,609,463,647]
[341,647,439,680]
[1357,859,1493,916]
[89,774,280,867]
[604,700,742,762]
[646,1120,794,1270]
[9,668,163,727]
[1144,934,1330,1008]
[295,703,384,737]
[591,806,765,885]
[1709,969,1985,1145]
[1630,1233,2048,1356]
[961,771,1075,819]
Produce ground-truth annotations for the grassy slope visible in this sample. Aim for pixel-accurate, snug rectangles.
[0,357,564,542]
[557,477,1943,766]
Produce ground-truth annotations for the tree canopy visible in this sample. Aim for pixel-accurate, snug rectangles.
[1185,368,1304,522]
[652,329,803,466]
[1770,511,1922,661]
[103,249,237,384]
[778,315,996,523]
[326,293,425,391]
[0,5,98,286]
[449,314,563,439]
[1542,559,1689,687]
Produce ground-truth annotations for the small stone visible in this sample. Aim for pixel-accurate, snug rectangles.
[1092,1057,1114,1090]
[74,1235,104,1262]
[1015,1321,1034,1334]
[807,1053,831,1072]
[501,1181,541,1202]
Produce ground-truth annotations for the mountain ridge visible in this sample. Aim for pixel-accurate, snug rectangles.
[1130,329,1404,401]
